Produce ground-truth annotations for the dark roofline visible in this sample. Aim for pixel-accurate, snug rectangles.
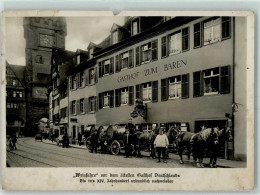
[94,17,201,58]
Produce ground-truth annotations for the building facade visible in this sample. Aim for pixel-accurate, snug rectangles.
[23,17,67,136]
[52,16,246,160]
[6,62,26,136]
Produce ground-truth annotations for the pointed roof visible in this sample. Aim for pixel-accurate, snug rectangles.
[87,42,98,50]
[6,61,26,87]
[110,23,122,32]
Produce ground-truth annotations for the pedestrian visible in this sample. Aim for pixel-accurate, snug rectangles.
[78,132,82,146]
[123,129,132,158]
[126,118,135,135]
[150,125,159,159]
[90,130,99,153]
[62,133,69,148]
[154,127,169,163]
[51,132,54,142]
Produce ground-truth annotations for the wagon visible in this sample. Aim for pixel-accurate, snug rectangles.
[106,125,127,155]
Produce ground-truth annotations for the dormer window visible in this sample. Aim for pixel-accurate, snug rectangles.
[112,31,118,44]
[77,55,80,65]
[89,48,93,59]
[132,21,139,35]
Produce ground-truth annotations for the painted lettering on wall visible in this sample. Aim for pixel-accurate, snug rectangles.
[117,72,139,83]
[144,67,157,76]
[164,59,187,71]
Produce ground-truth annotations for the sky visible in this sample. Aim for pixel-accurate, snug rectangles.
[5,16,127,65]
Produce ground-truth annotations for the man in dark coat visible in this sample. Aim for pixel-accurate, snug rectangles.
[123,129,132,158]
[90,130,99,153]
[78,132,82,146]
[126,118,135,135]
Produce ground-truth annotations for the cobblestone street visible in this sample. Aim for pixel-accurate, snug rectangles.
[6,138,245,168]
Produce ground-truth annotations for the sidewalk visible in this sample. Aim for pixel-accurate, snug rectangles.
[42,139,246,168]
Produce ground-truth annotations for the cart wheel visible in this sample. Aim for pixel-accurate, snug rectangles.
[111,140,120,155]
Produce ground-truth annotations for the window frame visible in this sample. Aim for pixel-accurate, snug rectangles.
[89,68,95,85]
[72,101,76,115]
[132,20,139,36]
[168,76,182,99]
[120,87,129,106]
[79,72,84,88]
[80,98,85,113]
[142,82,152,102]
[203,17,221,46]
[112,30,118,44]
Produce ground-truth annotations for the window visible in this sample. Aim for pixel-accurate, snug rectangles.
[89,96,96,112]
[112,31,118,44]
[193,66,230,97]
[80,72,84,87]
[99,58,114,77]
[194,22,202,48]
[116,50,133,72]
[122,52,129,70]
[135,47,140,66]
[142,124,152,132]
[169,31,182,55]
[13,91,22,98]
[203,68,220,95]
[161,74,189,101]
[103,92,110,108]
[80,99,84,113]
[141,43,151,63]
[72,101,76,114]
[132,21,139,35]
[169,76,181,99]
[7,103,17,109]
[203,17,221,45]
[140,40,158,64]
[89,68,95,85]
[35,55,43,64]
[115,86,134,107]
[104,60,110,75]
[121,88,129,105]
[77,55,80,64]
[99,91,114,109]
[142,83,152,102]
[12,79,17,86]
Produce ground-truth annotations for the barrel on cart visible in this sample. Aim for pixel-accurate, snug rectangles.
[106,125,127,155]
[98,125,109,153]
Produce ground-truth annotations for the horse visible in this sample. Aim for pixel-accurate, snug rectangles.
[207,127,233,168]
[133,130,154,157]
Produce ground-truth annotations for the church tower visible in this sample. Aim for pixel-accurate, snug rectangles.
[23,17,67,136]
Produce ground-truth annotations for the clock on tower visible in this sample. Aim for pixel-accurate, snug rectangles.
[39,34,55,48]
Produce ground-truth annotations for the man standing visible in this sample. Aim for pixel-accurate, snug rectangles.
[90,130,99,153]
[78,132,82,146]
[154,127,169,163]
[123,129,132,158]
[126,118,135,135]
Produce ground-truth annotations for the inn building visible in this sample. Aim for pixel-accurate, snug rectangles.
[59,16,246,160]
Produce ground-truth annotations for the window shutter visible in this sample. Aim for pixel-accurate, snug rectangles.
[128,49,133,68]
[161,36,167,58]
[161,79,168,101]
[85,70,89,86]
[115,89,119,107]
[220,65,231,94]
[135,47,140,66]
[222,17,231,40]
[76,100,80,114]
[98,93,103,109]
[115,55,119,72]
[140,46,143,64]
[84,98,88,113]
[182,27,189,51]
[110,57,114,74]
[94,67,98,83]
[193,71,201,97]
[200,71,204,96]
[152,80,158,102]
[194,22,202,48]
[129,86,134,105]
[181,74,189,99]
[151,39,158,61]
[95,96,98,112]
[136,84,140,99]
[118,54,122,71]
[77,73,80,89]
[99,62,102,78]
[109,90,114,108]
